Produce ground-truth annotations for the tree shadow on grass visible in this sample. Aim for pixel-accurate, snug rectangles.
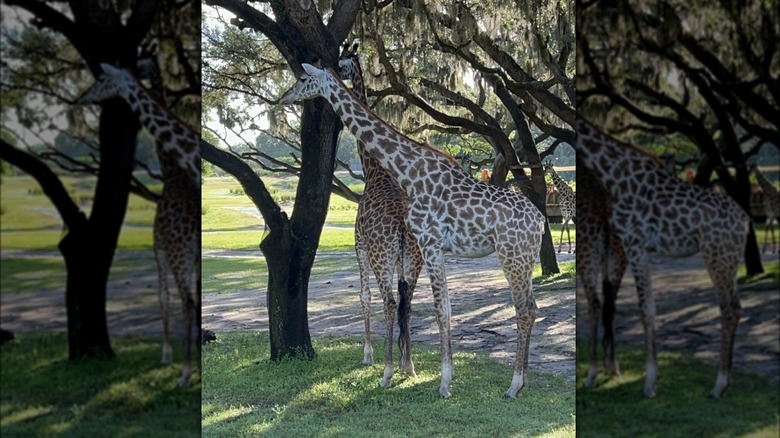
[1,332,200,438]
[575,342,780,438]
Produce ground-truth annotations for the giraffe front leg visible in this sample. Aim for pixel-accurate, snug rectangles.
[179,293,195,387]
[703,250,742,399]
[421,247,453,397]
[603,233,626,377]
[356,239,374,365]
[499,251,537,399]
[155,245,173,365]
[583,273,601,388]
[631,255,658,398]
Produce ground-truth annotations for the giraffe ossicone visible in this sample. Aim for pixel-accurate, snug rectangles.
[280,63,545,398]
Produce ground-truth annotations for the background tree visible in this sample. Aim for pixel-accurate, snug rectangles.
[577,0,779,275]
[0,0,199,360]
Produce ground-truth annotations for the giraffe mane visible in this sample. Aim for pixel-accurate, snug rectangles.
[582,119,663,166]
[324,67,460,168]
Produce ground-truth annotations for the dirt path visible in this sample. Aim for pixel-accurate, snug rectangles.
[575,252,780,381]
[3,248,776,383]
[201,250,577,379]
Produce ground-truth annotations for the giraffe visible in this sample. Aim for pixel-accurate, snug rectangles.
[279,63,545,398]
[750,164,779,254]
[576,160,628,388]
[577,119,749,398]
[337,43,424,387]
[80,63,201,387]
[543,161,576,253]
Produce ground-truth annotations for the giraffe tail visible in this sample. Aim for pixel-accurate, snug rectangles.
[397,278,410,354]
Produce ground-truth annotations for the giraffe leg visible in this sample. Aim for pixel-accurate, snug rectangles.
[499,251,537,399]
[155,243,173,366]
[398,237,421,377]
[178,288,195,387]
[172,253,198,388]
[580,261,602,388]
[702,243,743,399]
[375,266,397,388]
[355,237,374,365]
[564,219,573,253]
[420,245,453,397]
[557,222,566,253]
[627,249,658,397]
[603,233,626,377]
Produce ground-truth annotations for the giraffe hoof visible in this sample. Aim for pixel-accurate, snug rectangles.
[643,386,656,398]
[178,376,190,387]
[380,378,392,388]
[438,386,451,398]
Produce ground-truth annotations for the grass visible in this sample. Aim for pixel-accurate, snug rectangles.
[0,332,200,438]
[203,256,356,295]
[575,342,779,438]
[1,175,155,252]
[0,257,154,295]
[202,332,575,437]
[203,257,574,296]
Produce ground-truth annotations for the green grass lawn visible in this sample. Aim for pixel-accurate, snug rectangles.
[0,332,200,438]
[576,260,779,437]
[202,332,575,438]
[575,341,779,438]
[1,175,155,251]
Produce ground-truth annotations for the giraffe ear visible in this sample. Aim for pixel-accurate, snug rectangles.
[99,63,122,76]
[301,63,322,76]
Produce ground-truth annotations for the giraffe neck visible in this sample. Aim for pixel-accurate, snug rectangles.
[576,120,664,198]
[120,76,200,184]
[321,72,461,195]
[754,168,777,194]
[344,62,390,184]
[548,168,570,194]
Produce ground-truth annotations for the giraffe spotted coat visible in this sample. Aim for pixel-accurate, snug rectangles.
[577,119,749,398]
[279,64,545,398]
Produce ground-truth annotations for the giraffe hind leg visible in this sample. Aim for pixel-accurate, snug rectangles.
[702,243,743,398]
[155,245,173,365]
[498,250,537,399]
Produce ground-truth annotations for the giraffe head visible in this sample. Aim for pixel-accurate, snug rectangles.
[79,63,135,103]
[542,161,555,173]
[278,63,338,104]
[338,43,362,83]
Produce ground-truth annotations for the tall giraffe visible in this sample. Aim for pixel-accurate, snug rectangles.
[577,119,749,398]
[80,63,201,387]
[337,44,423,387]
[543,161,576,253]
[576,160,627,388]
[279,64,545,398]
[751,164,779,254]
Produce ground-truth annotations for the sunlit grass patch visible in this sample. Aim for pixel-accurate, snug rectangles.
[202,331,575,438]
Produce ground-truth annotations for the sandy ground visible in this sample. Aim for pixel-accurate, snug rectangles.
[2,248,777,384]
[575,252,780,381]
